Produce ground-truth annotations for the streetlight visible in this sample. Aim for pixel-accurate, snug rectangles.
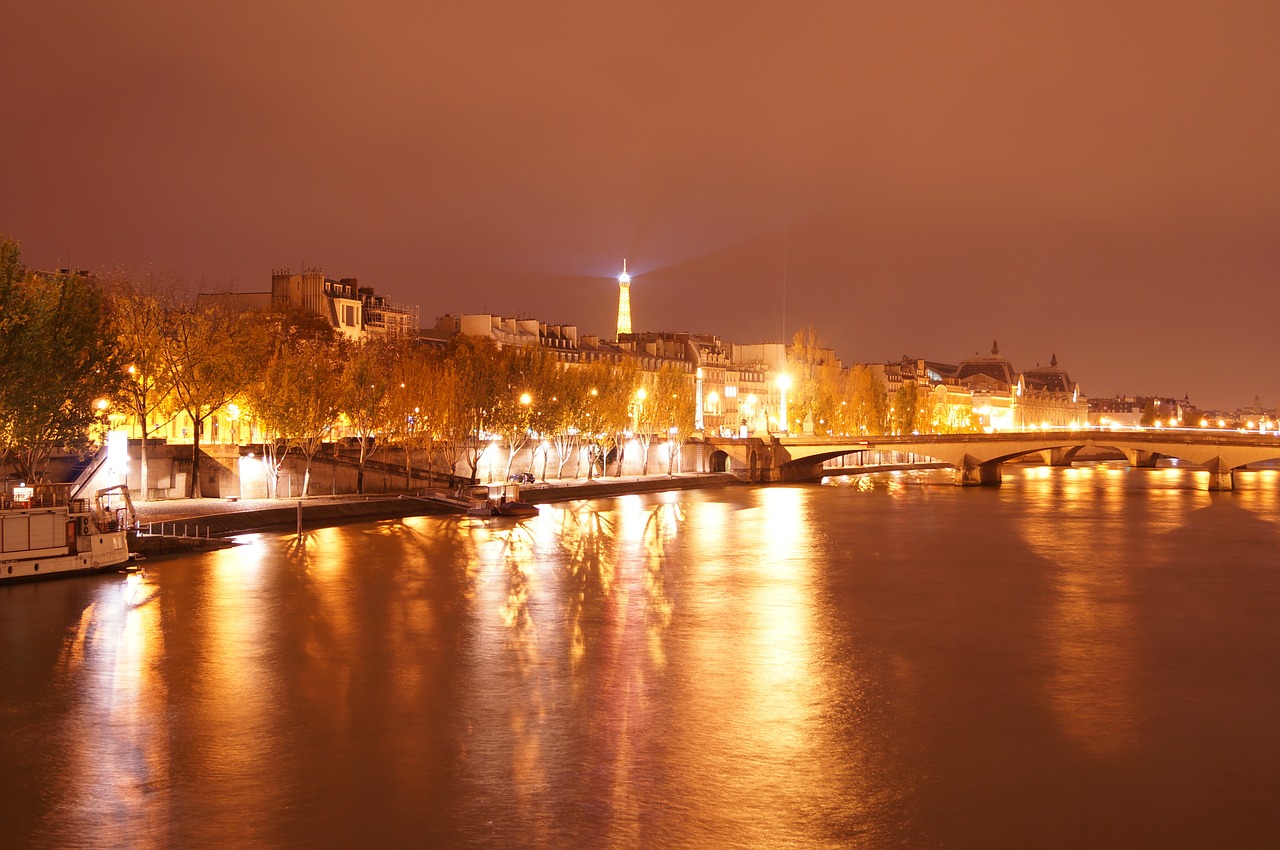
[776,373,792,433]
[695,367,704,432]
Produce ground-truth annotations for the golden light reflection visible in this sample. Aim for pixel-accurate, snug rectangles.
[453,495,683,844]
[752,489,814,735]
[1227,468,1280,521]
[55,571,168,847]
[1013,464,1149,756]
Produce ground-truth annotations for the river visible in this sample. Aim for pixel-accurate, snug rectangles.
[2,463,1279,849]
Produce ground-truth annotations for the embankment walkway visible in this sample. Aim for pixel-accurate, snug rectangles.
[131,473,741,539]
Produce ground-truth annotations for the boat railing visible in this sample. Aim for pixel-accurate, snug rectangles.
[97,508,132,533]
[1,483,78,512]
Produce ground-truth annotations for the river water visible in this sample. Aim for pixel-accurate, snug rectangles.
[2,464,1279,849]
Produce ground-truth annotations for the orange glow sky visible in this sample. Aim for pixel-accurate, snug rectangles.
[4,2,1278,408]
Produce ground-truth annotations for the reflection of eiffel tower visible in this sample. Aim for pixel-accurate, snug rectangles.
[615,259,631,341]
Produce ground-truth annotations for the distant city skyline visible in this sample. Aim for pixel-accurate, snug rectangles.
[4,2,1278,409]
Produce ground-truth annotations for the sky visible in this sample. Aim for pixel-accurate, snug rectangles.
[3,1,1278,409]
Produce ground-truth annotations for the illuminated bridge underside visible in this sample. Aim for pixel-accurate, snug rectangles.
[704,432,1280,491]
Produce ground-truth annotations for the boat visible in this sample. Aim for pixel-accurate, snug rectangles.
[463,482,539,518]
[0,483,135,583]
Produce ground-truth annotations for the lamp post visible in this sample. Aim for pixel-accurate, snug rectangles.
[518,392,532,476]
[776,373,792,433]
[695,367,704,432]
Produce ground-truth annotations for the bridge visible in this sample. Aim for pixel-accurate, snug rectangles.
[701,429,1280,490]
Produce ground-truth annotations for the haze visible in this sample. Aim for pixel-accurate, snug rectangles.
[4,1,1278,409]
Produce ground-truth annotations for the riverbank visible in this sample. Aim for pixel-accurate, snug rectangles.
[130,472,742,542]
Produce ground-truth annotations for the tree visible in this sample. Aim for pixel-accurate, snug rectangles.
[788,326,829,431]
[828,370,857,436]
[847,365,889,435]
[648,364,696,474]
[491,345,558,479]
[542,366,585,480]
[632,382,655,475]
[244,336,343,497]
[378,343,435,489]
[430,354,472,487]
[240,352,293,498]
[579,359,638,478]
[160,301,260,497]
[0,237,125,481]
[109,282,179,501]
[339,339,390,493]
[893,381,919,435]
[573,361,634,479]
[285,340,344,497]
[447,335,502,483]
[0,236,27,472]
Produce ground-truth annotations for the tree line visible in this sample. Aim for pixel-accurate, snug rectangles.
[0,236,697,498]
[785,328,977,437]
[2,234,975,499]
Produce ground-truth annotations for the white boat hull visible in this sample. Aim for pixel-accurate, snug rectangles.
[1,499,133,584]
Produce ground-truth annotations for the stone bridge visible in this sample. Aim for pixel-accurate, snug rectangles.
[701,429,1280,490]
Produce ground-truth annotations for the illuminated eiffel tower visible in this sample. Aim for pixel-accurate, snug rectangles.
[615,259,632,341]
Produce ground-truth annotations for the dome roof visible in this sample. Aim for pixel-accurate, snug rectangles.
[956,340,1016,386]
[1023,352,1075,393]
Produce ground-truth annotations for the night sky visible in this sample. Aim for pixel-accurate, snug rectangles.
[4,2,1278,409]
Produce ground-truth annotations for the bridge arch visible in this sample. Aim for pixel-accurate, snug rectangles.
[709,450,730,473]
[751,431,1280,491]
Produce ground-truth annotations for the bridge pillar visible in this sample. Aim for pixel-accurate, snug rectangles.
[1204,457,1236,491]
[779,461,825,482]
[1047,447,1077,467]
[955,459,1002,487]
[1207,470,1236,491]
[1123,449,1159,468]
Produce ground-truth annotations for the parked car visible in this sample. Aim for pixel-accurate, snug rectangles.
[508,472,535,484]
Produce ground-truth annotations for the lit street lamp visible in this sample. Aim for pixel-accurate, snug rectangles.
[776,373,792,433]
[695,367,704,432]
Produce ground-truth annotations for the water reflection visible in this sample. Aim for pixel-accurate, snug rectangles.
[1012,464,1144,755]
[5,471,1280,849]
[53,570,168,849]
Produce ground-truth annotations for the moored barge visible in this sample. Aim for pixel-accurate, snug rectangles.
[0,483,134,583]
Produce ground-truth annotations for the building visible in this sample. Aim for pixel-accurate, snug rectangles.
[1018,353,1087,428]
[458,314,541,347]
[269,268,419,340]
[953,342,1087,430]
